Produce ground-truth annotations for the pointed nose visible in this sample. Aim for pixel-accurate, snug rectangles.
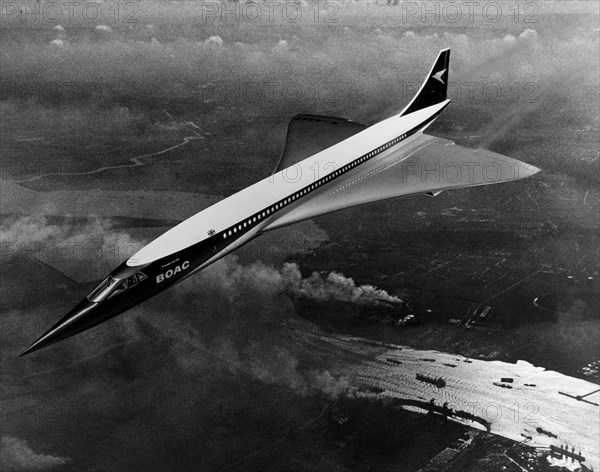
[518,161,540,179]
[20,300,100,356]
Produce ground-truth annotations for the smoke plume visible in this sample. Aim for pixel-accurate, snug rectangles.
[192,256,401,306]
[281,263,402,305]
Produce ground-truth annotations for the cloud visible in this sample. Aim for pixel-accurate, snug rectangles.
[0,436,70,471]
[48,39,67,48]
[0,215,145,262]
[0,215,68,246]
[247,346,350,398]
[519,28,538,41]
[205,35,224,46]
[1,15,597,167]
[0,215,146,281]
[200,339,350,398]
[94,25,113,34]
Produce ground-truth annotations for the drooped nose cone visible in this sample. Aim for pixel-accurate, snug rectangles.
[20,299,100,356]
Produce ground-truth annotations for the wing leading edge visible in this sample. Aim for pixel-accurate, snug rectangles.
[264,134,539,231]
[273,114,368,174]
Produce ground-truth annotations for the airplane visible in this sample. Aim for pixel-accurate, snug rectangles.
[21,48,539,356]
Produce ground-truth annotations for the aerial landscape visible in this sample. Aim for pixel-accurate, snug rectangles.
[1,1,598,471]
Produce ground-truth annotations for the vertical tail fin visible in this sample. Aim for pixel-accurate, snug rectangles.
[399,48,450,116]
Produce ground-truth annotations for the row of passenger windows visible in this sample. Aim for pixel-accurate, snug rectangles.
[221,132,408,240]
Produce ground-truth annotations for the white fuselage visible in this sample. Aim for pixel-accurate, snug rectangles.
[127,101,449,268]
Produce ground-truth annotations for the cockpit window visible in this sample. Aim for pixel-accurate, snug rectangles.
[87,272,147,303]
[127,275,138,288]
[112,279,128,298]
[87,276,121,302]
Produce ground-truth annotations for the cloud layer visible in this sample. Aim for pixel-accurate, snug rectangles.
[0,436,70,472]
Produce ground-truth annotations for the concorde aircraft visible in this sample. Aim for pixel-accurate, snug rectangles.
[22,48,539,355]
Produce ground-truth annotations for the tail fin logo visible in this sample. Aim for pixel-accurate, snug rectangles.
[432,69,446,85]
[399,49,450,117]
